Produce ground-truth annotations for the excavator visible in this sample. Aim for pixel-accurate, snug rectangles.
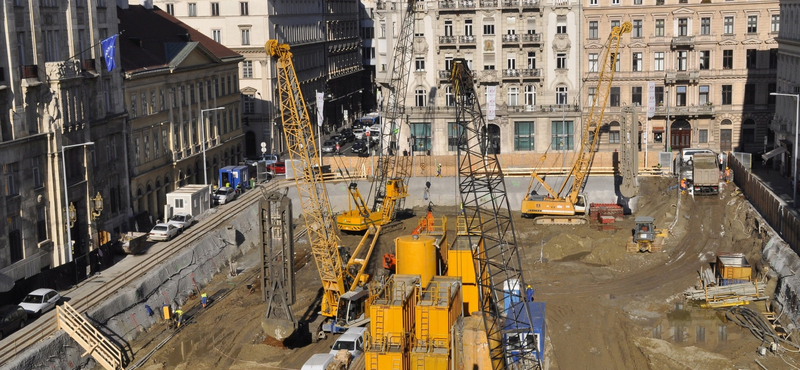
[266,40,375,335]
[521,22,632,225]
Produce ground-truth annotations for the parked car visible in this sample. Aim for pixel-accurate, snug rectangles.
[680,148,715,166]
[267,161,286,175]
[0,305,27,340]
[148,223,180,241]
[351,140,368,154]
[263,154,280,166]
[301,353,335,370]
[213,187,238,205]
[322,140,336,153]
[167,213,195,231]
[329,327,366,359]
[18,288,61,316]
[353,128,366,140]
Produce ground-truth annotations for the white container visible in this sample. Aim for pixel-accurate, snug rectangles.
[165,184,211,218]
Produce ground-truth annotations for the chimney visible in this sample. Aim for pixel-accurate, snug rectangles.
[117,0,128,9]
[140,0,153,9]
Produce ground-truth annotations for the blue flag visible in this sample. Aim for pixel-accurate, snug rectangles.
[101,35,118,72]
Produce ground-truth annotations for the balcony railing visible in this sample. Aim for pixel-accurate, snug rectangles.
[521,33,541,43]
[521,68,541,77]
[665,70,699,83]
[503,69,520,77]
[502,0,519,7]
[520,0,539,7]
[671,35,695,48]
[439,35,457,45]
[653,104,715,116]
[502,34,520,43]
[461,0,475,8]
[439,70,451,79]
[459,35,476,44]
[480,0,497,6]
[439,1,456,8]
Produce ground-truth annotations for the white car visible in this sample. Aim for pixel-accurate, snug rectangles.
[149,223,179,241]
[19,288,61,316]
[167,213,195,231]
[330,326,366,359]
[353,128,365,140]
[213,187,237,205]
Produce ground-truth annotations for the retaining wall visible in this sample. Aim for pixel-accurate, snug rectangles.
[5,201,262,370]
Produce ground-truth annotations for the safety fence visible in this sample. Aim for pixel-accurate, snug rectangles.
[729,154,800,254]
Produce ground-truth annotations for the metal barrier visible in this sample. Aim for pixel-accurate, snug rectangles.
[729,154,800,253]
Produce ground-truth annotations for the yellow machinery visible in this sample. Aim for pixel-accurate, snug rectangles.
[521,22,632,224]
[336,178,407,232]
[395,235,437,288]
[267,40,372,334]
[626,216,667,253]
[411,276,463,370]
[366,274,419,370]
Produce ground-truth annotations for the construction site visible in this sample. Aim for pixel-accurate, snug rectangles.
[4,18,800,370]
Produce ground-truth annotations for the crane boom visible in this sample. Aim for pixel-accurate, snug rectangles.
[266,40,347,318]
[451,60,540,369]
[521,22,632,222]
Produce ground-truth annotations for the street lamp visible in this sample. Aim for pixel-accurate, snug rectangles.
[200,107,226,187]
[61,141,95,263]
[770,92,799,209]
[90,192,104,219]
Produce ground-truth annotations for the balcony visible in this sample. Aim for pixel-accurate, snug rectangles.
[553,0,569,6]
[459,35,476,44]
[538,104,580,113]
[671,35,695,48]
[480,0,497,6]
[45,60,83,81]
[439,1,456,8]
[439,35,457,45]
[521,33,541,43]
[439,70,452,80]
[521,68,541,77]
[653,104,715,116]
[460,0,475,8]
[502,0,519,7]
[502,34,520,43]
[503,69,521,77]
[520,0,539,7]
[665,70,699,84]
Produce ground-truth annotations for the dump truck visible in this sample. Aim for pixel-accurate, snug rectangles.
[691,153,720,195]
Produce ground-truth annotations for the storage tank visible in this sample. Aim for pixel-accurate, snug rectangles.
[396,235,437,288]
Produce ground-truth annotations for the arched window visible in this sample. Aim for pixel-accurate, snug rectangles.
[608,121,621,144]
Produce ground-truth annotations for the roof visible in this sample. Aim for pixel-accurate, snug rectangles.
[0,305,22,315]
[27,288,56,296]
[634,216,655,223]
[117,5,241,74]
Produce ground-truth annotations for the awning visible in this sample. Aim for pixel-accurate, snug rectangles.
[762,146,788,161]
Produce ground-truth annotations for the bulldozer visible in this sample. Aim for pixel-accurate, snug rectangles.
[626,216,666,253]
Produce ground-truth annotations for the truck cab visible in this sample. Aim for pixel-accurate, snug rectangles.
[323,288,370,333]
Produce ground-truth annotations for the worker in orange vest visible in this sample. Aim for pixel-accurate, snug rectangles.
[724,167,732,183]
[680,178,687,194]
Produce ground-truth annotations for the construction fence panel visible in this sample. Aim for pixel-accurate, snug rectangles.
[730,154,800,254]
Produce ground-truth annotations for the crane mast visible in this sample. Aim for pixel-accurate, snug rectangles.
[451,60,540,369]
[521,22,632,221]
[372,0,416,215]
[266,40,347,319]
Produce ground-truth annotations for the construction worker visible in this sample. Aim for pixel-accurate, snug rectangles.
[437,163,442,177]
[526,285,534,302]
[680,178,687,194]
[201,293,208,308]
[724,167,732,183]
[173,308,184,328]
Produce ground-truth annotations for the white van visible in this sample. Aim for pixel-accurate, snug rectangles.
[353,128,366,140]
[330,326,366,359]
[301,353,335,370]
[680,148,715,166]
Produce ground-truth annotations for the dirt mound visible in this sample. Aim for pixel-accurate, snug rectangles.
[634,337,733,370]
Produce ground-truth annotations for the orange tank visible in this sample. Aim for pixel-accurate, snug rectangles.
[396,235,437,289]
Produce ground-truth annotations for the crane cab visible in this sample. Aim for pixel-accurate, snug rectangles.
[521,193,587,224]
[323,288,370,333]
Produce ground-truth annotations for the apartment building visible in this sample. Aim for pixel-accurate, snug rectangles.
[774,0,798,177]
[118,3,244,225]
[0,0,129,279]
[373,0,583,155]
[583,0,779,154]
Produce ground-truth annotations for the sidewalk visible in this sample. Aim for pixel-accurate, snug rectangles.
[749,161,797,211]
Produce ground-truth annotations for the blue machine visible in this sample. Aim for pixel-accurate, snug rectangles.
[504,301,546,362]
[218,166,249,189]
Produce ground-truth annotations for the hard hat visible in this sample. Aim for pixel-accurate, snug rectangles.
[527,285,531,288]
[726,167,729,170]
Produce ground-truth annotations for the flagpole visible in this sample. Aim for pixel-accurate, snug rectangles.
[64,30,124,64]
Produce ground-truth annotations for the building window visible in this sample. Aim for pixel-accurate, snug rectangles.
[415,57,425,71]
[612,0,619,4]
[556,16,567,34]
[609,123,620,144]
[632,20,642,37]
[772,15,780,33]
[590,0,597,5]
[445,85,454,107]
[464,19,473,36]
[37,206,48,243]
[525,85,535,106]
[632,52,642,71]
[699,85,709,105]
[654,52,664,71]
[243,94,255,113]
[166,3,174,15]
[9,216,21,263]
[747,15,758,33]
[556,53,567,69]
[612,52,620,72]
[134,137,141,165]
[527,52,536,69]
[632,86,642,106]
[188,3,197,16]
[448,123,463,151]
[508,86,519,106]
[677,51,687,71]
[556,86,568,105]
[770,49,778,69]
[676,86,687,106]
[634,0,642,4]
[589,21,598,39]
[744,84,755,105]
[211,2,219,16]
[514,122,535,151]
[551,121,573,151]
[611,20,620,30]
[31,157,42,188]
[747,49,757,69]
[588,53,598,72]
[699,129,708,143]
[240,2,249,15]
[678,18,688,36]
[143,134,150,162]
[4,163,17,197]
[722,85,733,105]
[484,23,494,35]
[723,50,733,69]
[415,88,426,107]
[701,18,711,35]
[743,128,756,143]
[212,29,221,43]
[242,61,253,78]
[130,93,137,119]
[724,17,734,35]
[655,86,664,105]
[588,87,596,106]
[241,29,250,45]
[655,19,665,37]
[410,123,431,152]
[610,87,620,107]
[700,51,710,70]
[444,20,453,37]
[507,55,516,70]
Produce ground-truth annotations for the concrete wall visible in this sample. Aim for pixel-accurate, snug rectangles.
[5,201,262,370]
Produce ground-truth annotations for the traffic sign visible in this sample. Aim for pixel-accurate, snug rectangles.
[365,131,370,137]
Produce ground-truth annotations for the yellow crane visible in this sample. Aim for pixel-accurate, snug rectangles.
[266,40,372,334]
[521,22,632,224]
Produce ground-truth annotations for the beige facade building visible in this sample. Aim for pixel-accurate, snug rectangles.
[582,0,779,154]
[0,0,129,279]
[774,0,799,178]
[374,0,586,155]
[118,3,244,225]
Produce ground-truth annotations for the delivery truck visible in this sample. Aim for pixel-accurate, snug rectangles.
[691,153,720,195]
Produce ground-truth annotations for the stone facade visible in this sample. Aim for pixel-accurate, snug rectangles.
[775,0,799,177]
